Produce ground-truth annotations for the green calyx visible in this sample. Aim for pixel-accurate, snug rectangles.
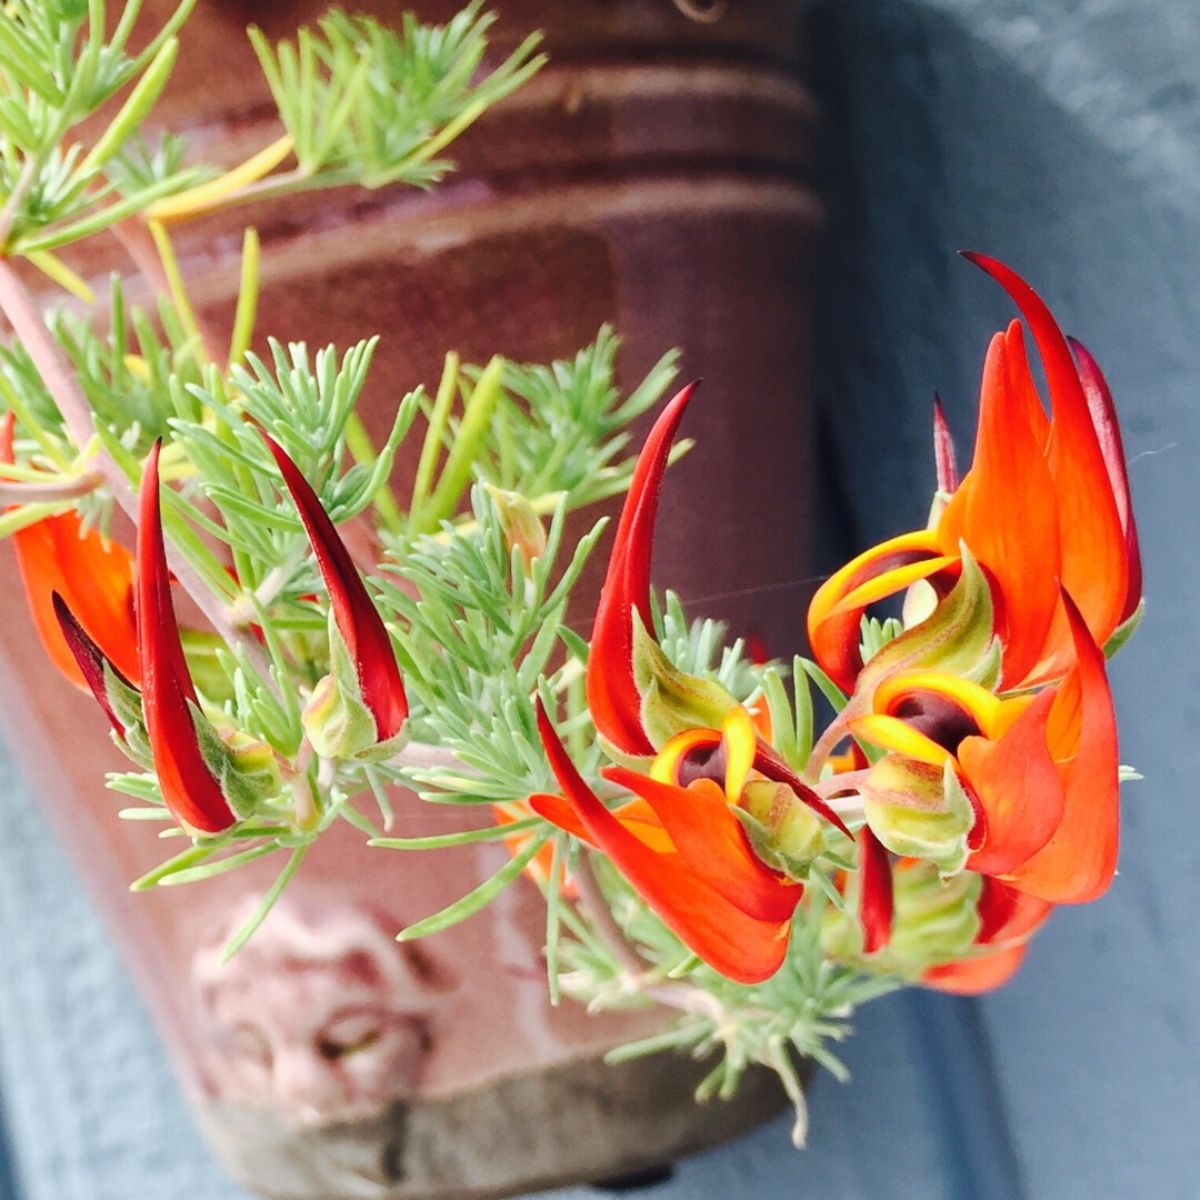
[632,610,739,748]
[736,779,826,881]
[887,860,983,967]
[857,546,1000,699]
[102,662,152,766]
[821,858,984,977]
[193,706,282,821]
[302,611,408,762]
[862,756,974,877]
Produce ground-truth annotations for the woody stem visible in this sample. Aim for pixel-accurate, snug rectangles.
[0,256,277,688]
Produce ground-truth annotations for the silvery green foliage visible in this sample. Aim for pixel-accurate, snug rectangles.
[0,1,900,1129]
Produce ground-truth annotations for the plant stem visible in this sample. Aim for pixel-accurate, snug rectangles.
[0,470,101,505]
[0,156,41,251]
[111,217,227,365]
[150,163,358,224]
[0,256,276,684]
[813,768,871,798]
[804,699,863,781]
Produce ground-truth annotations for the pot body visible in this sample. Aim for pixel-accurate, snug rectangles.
[0,2,819,1196]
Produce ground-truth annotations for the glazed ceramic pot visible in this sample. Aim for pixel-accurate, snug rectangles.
[0,2,819,1195]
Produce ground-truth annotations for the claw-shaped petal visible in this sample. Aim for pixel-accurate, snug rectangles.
[858,825,894,954]
[587,383,696,755]
[1068,336,1142,622]
[962,253,1129,669]
[52,591,134,740]
[806,530,954,693]
[260,431,407,744]
[138,441,235,834]
[602,766,801,923]
[1002,590,1119,903]
[937,326,1060,686]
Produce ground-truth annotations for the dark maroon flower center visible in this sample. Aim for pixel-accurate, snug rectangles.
[892,692,981,755]
[677,743,726,789]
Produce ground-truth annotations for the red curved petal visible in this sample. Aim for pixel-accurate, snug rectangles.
[537,701,790,984]
[963,254,1128,652]
[961,688,1062,875]
[586,383,696,755]
[932,395,959,494]
[138,442,234,834]
[530,790,676,855]
[938,328,1060,686]
[976,878,1054,946]
[52,592,131,738]
[922,944,1030,994]
[603,767,801,923]
[528,791,596,845]
[752,741,853,838]
[1069,337,1142,622]
[925,879,1052,994]
[858,824,893,954]
[261,431,406,740]
[1002,591,1119,903]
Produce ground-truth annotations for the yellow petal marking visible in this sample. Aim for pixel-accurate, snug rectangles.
[721,705,757,802]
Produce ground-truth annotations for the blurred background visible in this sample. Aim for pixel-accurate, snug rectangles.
[1,1,1197,1197]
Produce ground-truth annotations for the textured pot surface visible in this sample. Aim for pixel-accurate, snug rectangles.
[0,2,818,1196]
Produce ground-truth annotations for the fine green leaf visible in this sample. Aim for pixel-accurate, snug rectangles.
[396,832,549,941]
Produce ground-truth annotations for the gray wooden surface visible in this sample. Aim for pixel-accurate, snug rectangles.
[2,2,1198,1197]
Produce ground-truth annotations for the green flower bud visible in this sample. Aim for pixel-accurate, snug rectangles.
[863,756,975,877]
[821,860,983,978]
[194,710,283,821]
[484,484,547,572]
[888,860,983,964]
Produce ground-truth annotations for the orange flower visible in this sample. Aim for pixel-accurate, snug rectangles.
[852,590,1119,904]
[532,702,802,983]
[0,413,139,689]
[807,255,1140,693]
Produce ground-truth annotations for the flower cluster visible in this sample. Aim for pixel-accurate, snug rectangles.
[536,254,1141,993]
[8,428,408,837]
[0,0,1151,1141]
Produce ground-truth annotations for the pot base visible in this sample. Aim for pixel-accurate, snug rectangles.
[196,1050,791,1200]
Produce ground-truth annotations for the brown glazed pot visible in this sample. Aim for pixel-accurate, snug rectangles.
[0,2,820,1196]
